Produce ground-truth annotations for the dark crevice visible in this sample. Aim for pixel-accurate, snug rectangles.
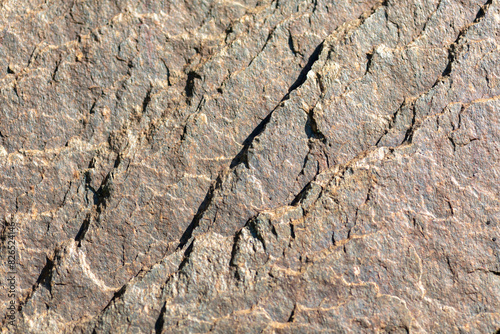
[180,97,205,142]
[401,105,417,144]
[112,285,127,301]
[90,266,156,329]
[95,176,113,209]
[297,152,311,178]
[185,71,201,104]
[233,268,243,282]
[457,107,464,129]
[247,26,276,68]
[177,174,223,250]
[75,213,91,247]
[19,255,55,311]
[179,122,189,142]
[288,42,323,93]
[176,35,326,261]
[113,154,121,168]
[35,256,55,295]
[21,254,57,308]
[347,226,353,239]
[375,100,405,146]
[290,182,313,207]
[271,225,278,238]
[446,256,456,277]
[13,83,21,102]
[85,164,115,218]
[96,157,122,211]
[474,0,493,23]
[311,0,318,13]
[89,100,97,114]
[363,186,373,206]
[98,284,127,315]
[155,302,167,334]
[51,58,62,82]
[419,0,443,38]
[177,241,195,272]
[160,59,172,86]
[84,171,99,206]
[365,51,374,75]
[287,305,296,322]
[229,113,272,168]
[142,85,153,113]
[26,45,38,67]
[291,164,329,213]
[230,42,324,169]
[305,108,326,142]
[448,135,457,152]
[288,30,301,57]
[224,25,234,44]
[441,0,492,79]
[441,43,456,78]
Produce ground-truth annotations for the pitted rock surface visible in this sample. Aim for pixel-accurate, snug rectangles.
[0,0,499,333]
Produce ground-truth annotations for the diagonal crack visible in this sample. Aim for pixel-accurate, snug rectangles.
[129,0,395,288]
[375,100,407,146]
[19,254,56,311]
[229,42,324,170]
[154,301,167,334]
[58,1,493,328]
[177,173,223,250]
[435,0,493,84]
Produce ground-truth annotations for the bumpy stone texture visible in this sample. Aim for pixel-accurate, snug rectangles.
[0,0,499,332]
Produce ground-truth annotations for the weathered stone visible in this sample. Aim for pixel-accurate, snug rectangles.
[0,0,499,333]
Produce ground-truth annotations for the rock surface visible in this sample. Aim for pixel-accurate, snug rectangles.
[0,0,499,332]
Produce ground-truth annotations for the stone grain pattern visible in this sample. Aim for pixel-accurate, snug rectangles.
[0,0,499,333]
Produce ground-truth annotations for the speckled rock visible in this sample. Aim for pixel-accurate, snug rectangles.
[0,0,499,333]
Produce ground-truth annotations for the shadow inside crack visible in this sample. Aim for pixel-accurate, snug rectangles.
[177,175,222,249]
[287,42,323,93]
[177,41,326,248]
[229,42,324,169]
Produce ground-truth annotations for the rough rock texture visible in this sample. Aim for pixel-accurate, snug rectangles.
[1,0,500,332]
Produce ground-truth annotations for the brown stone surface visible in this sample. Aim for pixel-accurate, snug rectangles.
[0,0,499,333]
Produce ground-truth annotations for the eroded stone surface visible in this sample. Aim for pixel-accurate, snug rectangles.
[0,0,499,333]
